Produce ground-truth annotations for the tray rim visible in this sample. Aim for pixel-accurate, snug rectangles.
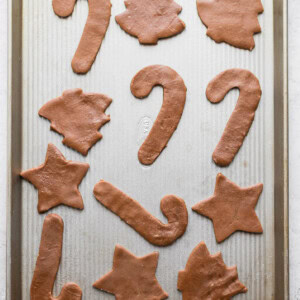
[6,0,289,298]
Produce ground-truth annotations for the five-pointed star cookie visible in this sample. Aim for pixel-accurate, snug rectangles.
[20,143,89,213]
[93,245,168,300]
[192,173,263,243]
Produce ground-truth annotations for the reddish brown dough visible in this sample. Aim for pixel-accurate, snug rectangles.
[20,143,89,213]
[192,173,263,243]
[115,0,185,44]
[178,241,247,299]
[207,68,262,167]
[93,180,188,246]
[197,0,263,50]
[93,245,168,300]
[39,89,112,156]
[31,214,82,300]
[53,0,111,74]
[131,65,187,165]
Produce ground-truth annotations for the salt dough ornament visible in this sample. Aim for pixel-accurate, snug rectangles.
[115,0,185,44]
[178,241,247,299]
[39,89,112,156]
[93,180,188,246]
[192,173,263,243]
[131,65,187,165]
[93,244,168,300]
[197,0,263,50]
[21,143,89,213]
[207,69,262,167]
[52,0,111,73]
[31,214,82,300]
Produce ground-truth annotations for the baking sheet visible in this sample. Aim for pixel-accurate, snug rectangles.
[7,0,288,298]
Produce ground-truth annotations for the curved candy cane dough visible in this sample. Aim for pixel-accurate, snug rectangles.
[131,65,187,165]
[31,214,82,300]
[53,0,111,74]
[93,180,188,246]
[206,68,261,167]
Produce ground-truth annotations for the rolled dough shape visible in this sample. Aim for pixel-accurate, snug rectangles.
[131,65,187,165]
[178,241,247,299]
[192,173,263,243]
[196,0,264,50]
[115,0,185,44]
[93,244,168,300]
[39,89,112,156]
[52,0,111,74]
[31,214,82,300]
[20,143,89,213]
[206,68,262,167]
[93,180,188,246]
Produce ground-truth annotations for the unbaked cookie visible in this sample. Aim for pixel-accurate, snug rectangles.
[39,89,112,156]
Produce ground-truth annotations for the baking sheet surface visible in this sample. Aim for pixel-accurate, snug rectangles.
[21,0,274,298]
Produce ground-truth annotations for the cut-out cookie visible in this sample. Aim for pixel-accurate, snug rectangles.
[131,65,187,165]
[21,143,89,213]
[53,0,111,74]
[115,0,185,44]
[178,241,247,299]
[39,89,112,156]
[93,180,188,246]
[197,0,263,50]
[93,244,168,300]
[207,69,262,166]
[31,214,82,300]
[192,173,263,243]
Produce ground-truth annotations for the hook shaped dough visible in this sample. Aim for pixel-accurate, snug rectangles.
[206,68,261,166]
[131,65,187,165]
[53,0,111,74]
[93,180,188,246]
[31,214,82,300]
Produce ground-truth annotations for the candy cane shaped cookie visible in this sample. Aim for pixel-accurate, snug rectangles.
[131,65,187,165]
[94,180,188,246]
[31,214,82,300]
[53,0,111,74]
[207,69,262,166]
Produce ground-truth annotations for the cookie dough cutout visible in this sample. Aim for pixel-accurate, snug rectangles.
[131,65,187,165]
[31,214,82,300]
[93,245,168,300]
[53,0,111,74]
[115,0,185,44]
[21,143,89,213]
[39,89,112,156]
[197,0,263,50]
[178,241,247,299]
[207,69,262,167]
[192,173,263,243]
[93,180,188,246]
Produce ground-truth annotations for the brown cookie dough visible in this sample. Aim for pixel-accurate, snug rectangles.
[39,89,112,156]
[206,69,262,167]
[192,173,263,243]
[115,0,185,44]
[93,245,168,300]
[53,0,111,74]
[21,143,89,213]
[93,180,188,246]
[197,0,263,50]
[31,214,82,300]
[131,65,187,165]
[178,241,247,299]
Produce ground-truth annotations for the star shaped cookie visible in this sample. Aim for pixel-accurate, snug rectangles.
[192,173,263,242]
[20,143,89,213]
[93,245,168,300]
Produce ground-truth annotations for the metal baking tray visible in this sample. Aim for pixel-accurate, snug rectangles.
[7,0,288,298]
